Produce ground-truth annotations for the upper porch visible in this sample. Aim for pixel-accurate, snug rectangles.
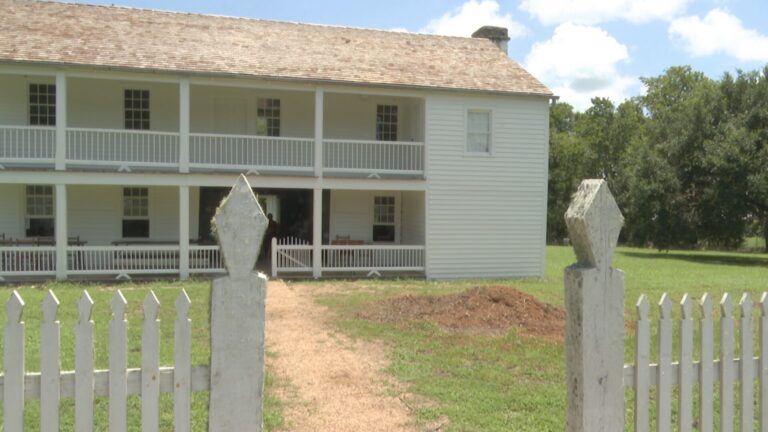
[0,70,425,178]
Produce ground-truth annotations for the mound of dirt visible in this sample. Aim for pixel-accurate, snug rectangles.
[358,286,565,341]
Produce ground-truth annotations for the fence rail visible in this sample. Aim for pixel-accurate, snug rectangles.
[66,128,179,168]
[323,139,424,175]
[190,133,314,172]
[0,126,55,163]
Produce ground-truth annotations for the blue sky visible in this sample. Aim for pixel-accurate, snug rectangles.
[69,0,767,110]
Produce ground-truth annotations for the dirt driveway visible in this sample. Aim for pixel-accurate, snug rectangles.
[265,280,419,432]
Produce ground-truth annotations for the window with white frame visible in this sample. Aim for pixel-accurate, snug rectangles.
[25,185,54,237]
[467,110,491,153]
[124,89,150,130]
[29,84,56,126]
[373,196,395,242]
[256,98,280,136]
[122,187,149,238]
[376,104,398,141]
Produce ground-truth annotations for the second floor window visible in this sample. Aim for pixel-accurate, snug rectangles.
[257,98,280,136]
[125,89,150,130]
[26,185,54,237]
[467,110,491,153]
[122,187,149,238]
[29,83,56,126]
[376,104,398,141]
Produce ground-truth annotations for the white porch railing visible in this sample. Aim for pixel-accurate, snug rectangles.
[68,245,182,275]
[190,133,314,172]
[66,128,179,168]
[189,245,225,273]
[323,139,424,175]
[0,246,57,276]
[0,126,56,164]
[271,240,425,277]
[322,245,425,272]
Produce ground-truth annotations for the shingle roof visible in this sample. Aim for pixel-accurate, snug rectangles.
[0,0,553,96]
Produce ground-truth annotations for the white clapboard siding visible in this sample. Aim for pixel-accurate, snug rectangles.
[623,291,768,432]
[40,291,60,432]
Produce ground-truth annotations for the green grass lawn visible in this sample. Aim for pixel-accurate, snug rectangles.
[0,279,284,431]
[313,246,768,431]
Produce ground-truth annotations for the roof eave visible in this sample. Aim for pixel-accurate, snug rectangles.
[0,59,554,98]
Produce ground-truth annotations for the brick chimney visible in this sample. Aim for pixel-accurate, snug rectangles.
[471,26,510,54]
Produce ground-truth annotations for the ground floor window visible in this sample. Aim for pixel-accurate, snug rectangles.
[122,187,149,238]
[25,185,54,237]
[373,195,395,242]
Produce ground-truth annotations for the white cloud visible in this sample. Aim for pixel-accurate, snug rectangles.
[519,0,691,25]
[420,0,525,38]
[669,8,768,62]
[525,23,639,110]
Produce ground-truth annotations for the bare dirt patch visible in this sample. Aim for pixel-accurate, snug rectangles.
[358,286,566,341]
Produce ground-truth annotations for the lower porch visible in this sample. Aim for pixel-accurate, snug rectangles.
[0,184,425,280]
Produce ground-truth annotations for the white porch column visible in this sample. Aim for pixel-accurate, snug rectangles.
[179,186,190,280]
[179,79,190,173]
[55,73,67,170]
[312,187,322,278]
[314,87,324,178]
[55,184,67,280]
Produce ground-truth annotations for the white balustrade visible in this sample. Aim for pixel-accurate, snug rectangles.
[0,126,55,163]
[66,128,179,168]
[190,133,313,172]
[0,247,57,276]
[321,245,425,272]
[323,139,424,175]
[67,246,181,275]
[189,245,225,273]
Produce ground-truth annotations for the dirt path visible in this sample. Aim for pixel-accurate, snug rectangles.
[265,280,419,432]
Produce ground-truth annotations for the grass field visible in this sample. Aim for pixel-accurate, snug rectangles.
[0,246,766,430]
[313,246,768,431]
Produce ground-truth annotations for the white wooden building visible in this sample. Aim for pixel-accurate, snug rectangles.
[0,1,553,280]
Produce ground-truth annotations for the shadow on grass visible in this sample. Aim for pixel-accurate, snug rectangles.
[619,250,768,268]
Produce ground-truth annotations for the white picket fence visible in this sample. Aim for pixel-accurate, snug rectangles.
[624,292,768,432]
[564,179,768,432]
[1,288,209,432]
[270,237,312,275]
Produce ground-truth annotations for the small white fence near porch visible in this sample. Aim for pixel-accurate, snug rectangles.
[270,237,426,277]
[564,179,768,432]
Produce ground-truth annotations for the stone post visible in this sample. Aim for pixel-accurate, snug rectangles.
[564,179,625,432]
[208,174,268,432]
